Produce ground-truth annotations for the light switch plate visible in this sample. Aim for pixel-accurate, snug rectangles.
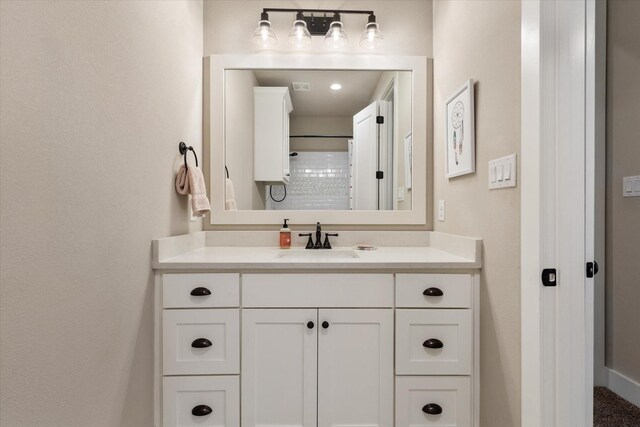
[489,154,517,190]
[438,200,445,222]
[623,175,640,197]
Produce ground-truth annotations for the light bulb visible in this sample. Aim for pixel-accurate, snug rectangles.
[253,13,277,49]
[359,16,383,50]
[288,13,311,48]
[324,15,348,50]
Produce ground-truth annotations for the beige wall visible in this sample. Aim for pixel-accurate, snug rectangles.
[203,0,432,228]
[225,70,265,210]
[290,116,351,152]
[204,0,432,57]
[397,71,413,210]
[433,1,521,426]
[605,0,640,383]
[0,1,203,426]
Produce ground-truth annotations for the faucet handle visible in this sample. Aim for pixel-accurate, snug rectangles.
[299,233,314,249]
[323,233,339,249]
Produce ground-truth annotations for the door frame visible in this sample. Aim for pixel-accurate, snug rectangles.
[521,1,606,426]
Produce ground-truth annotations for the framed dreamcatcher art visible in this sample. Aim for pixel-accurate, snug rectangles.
[445,80,475,178]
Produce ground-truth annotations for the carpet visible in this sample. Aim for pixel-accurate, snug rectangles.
[594,386,640,427]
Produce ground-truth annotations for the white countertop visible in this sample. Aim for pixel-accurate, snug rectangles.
[152,232,482,271]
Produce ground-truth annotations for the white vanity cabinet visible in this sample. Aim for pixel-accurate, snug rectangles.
[155,271,480,427]
[253,87,292,184]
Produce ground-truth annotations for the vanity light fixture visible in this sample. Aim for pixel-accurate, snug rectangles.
[324,13,348,50]
[359,14,384,50]
[252,11,277,48]
[255,8,383,51]
[288,12,312,48]
[330,83,342,91]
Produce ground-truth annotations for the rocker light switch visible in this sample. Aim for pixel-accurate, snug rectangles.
[489,154,517,190]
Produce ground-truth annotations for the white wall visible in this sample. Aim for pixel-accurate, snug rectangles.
[0,1,203,426]
[433,1,521,425]
[605,0,640,384]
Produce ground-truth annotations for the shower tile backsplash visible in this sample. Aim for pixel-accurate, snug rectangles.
[266,151,350,210]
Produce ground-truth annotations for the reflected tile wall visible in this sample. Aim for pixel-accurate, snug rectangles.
[266,151,350,210]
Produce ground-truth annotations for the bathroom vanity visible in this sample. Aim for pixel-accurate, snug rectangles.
[153,231,482,427]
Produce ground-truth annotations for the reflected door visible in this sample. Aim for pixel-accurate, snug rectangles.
[352,101,379,210]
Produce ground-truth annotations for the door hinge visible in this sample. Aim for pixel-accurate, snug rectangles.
[376,171,384,179]
[586,261,599,278]
[376,115,384,124]
[541,268,557,287]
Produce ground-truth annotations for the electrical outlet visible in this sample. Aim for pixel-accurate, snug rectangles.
[438,200,445,222]
[623,176,640,197]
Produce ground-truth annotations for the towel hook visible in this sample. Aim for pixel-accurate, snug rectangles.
[178,142,198,169]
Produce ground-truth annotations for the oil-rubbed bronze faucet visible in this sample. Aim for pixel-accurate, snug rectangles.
[298,222,339,249]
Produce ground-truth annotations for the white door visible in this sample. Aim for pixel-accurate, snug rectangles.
[241,309,318,427]
[521,1,601,425]
[378,99,394,210]
[317,309,393,427]
[352,101,379,210]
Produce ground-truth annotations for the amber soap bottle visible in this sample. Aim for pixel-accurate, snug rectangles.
[279,218,291,249]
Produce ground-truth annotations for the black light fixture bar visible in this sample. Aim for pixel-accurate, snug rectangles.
[262,8,374,15]
[262,8,376,36]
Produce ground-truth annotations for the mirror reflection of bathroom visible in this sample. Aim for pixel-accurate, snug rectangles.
[224,69,412,211]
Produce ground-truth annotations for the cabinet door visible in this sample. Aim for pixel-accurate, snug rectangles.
[242,309,317,427]
[318,309,393,427]
[282,99,290,180]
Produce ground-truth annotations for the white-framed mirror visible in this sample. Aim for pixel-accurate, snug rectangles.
[206,54,431,225]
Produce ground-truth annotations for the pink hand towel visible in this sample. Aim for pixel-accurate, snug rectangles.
[175,165,211,217]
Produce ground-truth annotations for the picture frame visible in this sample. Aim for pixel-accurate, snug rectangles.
[445,79,475,178]
[404,132,412,189]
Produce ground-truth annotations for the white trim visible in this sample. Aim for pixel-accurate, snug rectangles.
[206,54,429,225]
[590,0,608,389]
[607,368,640,408]
[521,1,546,424]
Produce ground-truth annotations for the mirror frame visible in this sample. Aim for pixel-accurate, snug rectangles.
[206,54,431,225]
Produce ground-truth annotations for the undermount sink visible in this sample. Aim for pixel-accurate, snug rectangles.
[276,249,360,259]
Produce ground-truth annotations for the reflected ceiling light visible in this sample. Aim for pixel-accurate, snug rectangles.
[252,12,277,48]
[359,14,383,50]
[330,83,342,91]
[288,12,312,48]
[324,13,348,50]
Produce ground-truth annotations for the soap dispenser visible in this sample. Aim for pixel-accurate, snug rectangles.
[279,219,291,249]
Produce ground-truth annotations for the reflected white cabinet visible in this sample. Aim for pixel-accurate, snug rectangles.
[254,87,292,184]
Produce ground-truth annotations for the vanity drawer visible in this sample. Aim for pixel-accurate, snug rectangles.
[163,375,239,427]
[163,309,239,375]
[395,376,471,427]
[242,274,394,307]
[396,274,472,308]
[396,309,472,375]
[163,273,239,308]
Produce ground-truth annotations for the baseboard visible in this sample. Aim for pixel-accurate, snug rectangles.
[607,368,640,408]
